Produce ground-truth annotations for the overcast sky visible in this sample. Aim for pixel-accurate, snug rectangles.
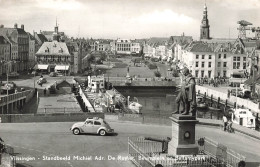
[0,0,260,40]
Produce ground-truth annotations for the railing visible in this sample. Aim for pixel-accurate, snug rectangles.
[37,107,82,113]
[196,85,260,113]
[0,90,31,106]
[128,136,246,167]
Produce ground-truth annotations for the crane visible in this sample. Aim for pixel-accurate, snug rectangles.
[237,20,260,39]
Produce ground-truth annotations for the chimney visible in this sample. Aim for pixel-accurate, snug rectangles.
[14,23,18,28]
[21,24,24,30]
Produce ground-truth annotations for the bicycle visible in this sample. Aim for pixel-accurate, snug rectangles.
[226,122,235,133]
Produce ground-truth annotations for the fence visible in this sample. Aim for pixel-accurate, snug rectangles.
[0,144,16,167]
[128,136,246,167]
[37,107,82,114]
[0,112,104,123]
[0,90,31,106]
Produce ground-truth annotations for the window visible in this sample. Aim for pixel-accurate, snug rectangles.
[223,62,227,67]
[218,72,220,76]
[223,71,226,77]
[218,62,221,67]
[243,62,246,69]
[94,121,101,125]
[219,54,221,59]
[233,57,236,61]
[202,62,204,68]
[209,55,212,59]
[201,70,204,78]
[243,57,246,61]
[208,62,211,68]
[202,55,205,59]
[195,71,199,78]
[196,62,199,67]
[208,71,211,78]
[237,62,240,68]
[237,57,240,61]
[196,55,199,59]
[86,120,93,125]
[224,54,226,58]
[233,62,236,69]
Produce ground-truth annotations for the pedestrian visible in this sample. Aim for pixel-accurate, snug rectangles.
[44,88,47,96]
[223,115,228,131]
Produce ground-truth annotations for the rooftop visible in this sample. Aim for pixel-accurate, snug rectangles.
[36,41,70,56]
[0,35,10,45]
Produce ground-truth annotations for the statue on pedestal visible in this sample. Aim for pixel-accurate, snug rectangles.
[172,67,197,116]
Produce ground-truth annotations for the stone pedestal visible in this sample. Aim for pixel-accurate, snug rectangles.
[168,115,199,155]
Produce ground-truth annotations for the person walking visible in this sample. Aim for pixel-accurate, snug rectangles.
[223,115,228,131]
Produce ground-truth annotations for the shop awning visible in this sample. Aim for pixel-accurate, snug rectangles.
[55,65,69,70]
[35,64,48,70]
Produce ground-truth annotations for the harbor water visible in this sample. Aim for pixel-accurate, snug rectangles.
[115,87,225,120]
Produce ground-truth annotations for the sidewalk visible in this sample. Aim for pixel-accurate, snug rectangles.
[198,118,260,140]
[105,114,260,141]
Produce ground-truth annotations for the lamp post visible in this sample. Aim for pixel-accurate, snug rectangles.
[6,72,9,114]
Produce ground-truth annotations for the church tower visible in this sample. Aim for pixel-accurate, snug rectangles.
[200,3,210,40]
[53,18,60,41]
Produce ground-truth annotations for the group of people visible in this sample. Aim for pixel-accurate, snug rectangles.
[197,77,229,87]
[223,115,234,133]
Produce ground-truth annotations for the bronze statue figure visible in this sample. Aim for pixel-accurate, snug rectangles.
[172,67,197,116]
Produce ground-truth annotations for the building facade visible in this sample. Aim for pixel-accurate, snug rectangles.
[35,25,73,74]
[130,41,141,54]
[116,39,131,55]
[0,36,11,75]
[0,24,29,72]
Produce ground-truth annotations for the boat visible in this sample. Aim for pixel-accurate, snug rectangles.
[196,96,208,109]
[231,108,256,129]
[127,96,142,114]
[128,102,142,114]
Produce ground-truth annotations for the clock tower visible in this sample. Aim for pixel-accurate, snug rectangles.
[200,3,210,40]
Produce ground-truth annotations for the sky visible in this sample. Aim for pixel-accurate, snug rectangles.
[0,0,260,40]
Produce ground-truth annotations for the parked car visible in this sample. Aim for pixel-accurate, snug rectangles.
[8,72,19,78]
[70,117,114,136]
[37,78,47,85]
[49,72,57,77]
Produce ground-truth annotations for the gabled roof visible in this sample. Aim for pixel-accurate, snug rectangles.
[147,37,168,46]
[37,34,48,43]
[185,41,213,52]
[27,32,35,40]
[36,41,70,56]
[168,36,193,46]
[0,35,10,44]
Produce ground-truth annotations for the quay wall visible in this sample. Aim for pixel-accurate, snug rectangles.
[0,112,104,123]
[79,87,96,112]
[111,80,176,87]
[196,85,260,113]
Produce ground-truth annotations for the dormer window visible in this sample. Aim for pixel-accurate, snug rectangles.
[45,47,49,53]
[59,47,63,53]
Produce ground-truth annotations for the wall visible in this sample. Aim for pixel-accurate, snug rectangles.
[79,87,96,112]
[0,112,104,123]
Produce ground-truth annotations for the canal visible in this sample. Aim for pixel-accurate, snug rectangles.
[115,87,225,120]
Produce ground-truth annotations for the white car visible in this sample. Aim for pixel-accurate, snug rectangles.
[70,117,114,136]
